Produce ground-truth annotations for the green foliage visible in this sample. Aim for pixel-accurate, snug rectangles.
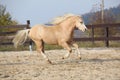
[0,4,18,26]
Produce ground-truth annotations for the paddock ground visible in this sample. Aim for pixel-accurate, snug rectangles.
[0,48,120,80]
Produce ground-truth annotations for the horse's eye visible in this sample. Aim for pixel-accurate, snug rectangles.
[80,22,83,24]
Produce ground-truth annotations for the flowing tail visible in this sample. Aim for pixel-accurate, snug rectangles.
[12,29,30,48]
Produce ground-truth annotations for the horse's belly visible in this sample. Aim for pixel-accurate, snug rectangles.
[42,35,58,45]
[43,39,58,45]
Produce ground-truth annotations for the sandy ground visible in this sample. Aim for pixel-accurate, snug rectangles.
[0,48,120,80]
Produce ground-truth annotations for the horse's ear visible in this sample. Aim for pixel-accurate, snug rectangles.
[75,15,81,18]
[79,15,82,18]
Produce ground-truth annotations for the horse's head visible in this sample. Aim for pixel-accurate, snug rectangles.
[75,16,87,32]
[51,14,87,32]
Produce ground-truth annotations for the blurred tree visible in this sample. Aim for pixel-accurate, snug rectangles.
[0,4,18,26]
[89,10,116,36]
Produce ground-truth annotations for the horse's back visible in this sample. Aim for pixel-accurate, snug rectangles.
[29,25,44,40]
[29,24,59,44]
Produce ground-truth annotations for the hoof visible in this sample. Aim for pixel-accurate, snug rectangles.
[47,59,53,64]
[62,57,64,59]
[79,57,82,60]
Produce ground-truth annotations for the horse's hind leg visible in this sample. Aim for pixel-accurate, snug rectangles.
[34,40,52,64]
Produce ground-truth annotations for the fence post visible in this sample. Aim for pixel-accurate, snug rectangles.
[91,26,94,44]
[105,27,109,47]
[26,20,33,51]
[27,20,30,29]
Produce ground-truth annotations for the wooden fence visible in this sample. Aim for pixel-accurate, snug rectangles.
[0,21,120,47]
[74,23,120,47]
[0,20,30,45]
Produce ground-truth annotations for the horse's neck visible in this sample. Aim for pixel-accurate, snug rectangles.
[61,19,75,30]
[59,19,75,36]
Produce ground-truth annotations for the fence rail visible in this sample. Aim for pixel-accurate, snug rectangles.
[74,37,120,41]
[0,20,30,45]
[86,23,120,28]
[0,21,120,47]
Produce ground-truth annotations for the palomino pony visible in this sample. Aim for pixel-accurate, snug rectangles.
[13,14,87,64]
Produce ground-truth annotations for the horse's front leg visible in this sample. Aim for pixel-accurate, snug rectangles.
[59,41,72,59]
[72,43,81,59]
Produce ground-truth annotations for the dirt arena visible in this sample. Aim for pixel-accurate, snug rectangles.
[0,48,120,80]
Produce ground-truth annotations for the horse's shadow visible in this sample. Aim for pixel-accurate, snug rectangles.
[0,62,28,66]
[0,58,120,65]
[52,58,120,65]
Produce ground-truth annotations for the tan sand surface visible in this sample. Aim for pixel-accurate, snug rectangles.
[0,48,120,80]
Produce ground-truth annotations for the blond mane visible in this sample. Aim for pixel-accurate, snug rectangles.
[51,13,79,25]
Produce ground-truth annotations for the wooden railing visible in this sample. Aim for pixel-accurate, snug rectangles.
[0,20,30,45]
[74,23,120,47]
[0,22,120,47]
